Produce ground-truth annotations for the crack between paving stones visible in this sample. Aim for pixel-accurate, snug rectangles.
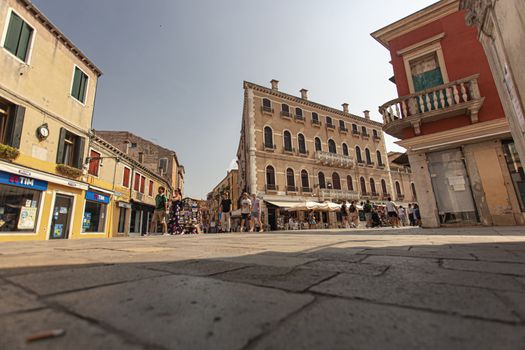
[0,306,49,318]
[303,272,340,292]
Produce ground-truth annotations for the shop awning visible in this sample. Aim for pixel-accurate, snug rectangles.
[265,200,303,208]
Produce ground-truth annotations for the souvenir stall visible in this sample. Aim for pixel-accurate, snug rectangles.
[176,198,202,234]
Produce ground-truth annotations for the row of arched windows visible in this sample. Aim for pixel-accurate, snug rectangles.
[264,126,383,165]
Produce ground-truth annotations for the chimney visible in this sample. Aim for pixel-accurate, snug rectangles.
[270,79,279,91]
[300,89,308,100]
[342,103,349,113]
[364,110,370,119]
[124,140,130,154]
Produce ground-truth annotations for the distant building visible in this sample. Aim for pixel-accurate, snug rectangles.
[372,0,525,227]
[94,131,184,193]
[207,169,239,224]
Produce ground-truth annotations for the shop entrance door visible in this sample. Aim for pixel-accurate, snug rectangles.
[267,208,277,231]
[50,194,73,239]
[427,149,478,225]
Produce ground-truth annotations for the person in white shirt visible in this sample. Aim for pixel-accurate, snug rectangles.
[398,205,406,226]
[385,197,400,228]
[239,192,252,232]
[249,193,264,232]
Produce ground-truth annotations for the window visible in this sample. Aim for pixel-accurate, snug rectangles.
[3,11,33,62]
[262,98,272,112]
[149,180,154,196]
[71,67,89,103]
[298,133,306,154]
[283,131,292,151]
[411,183,417,201]
[395,181,402,196]
[0,101,25,148]
[352,123,358,133]
[370,178,376,194]
[134,173,140,191]
[502,141,524,210]
[362,126,368,136]
[140,176,146,194]
[118,207,127,233]
[295,107,303,119]
[360,177,367,194]
[342,143,349,156]
[332,172,341,190]
[409,52,444,92]
[355,146,362,163]
[339,120,345,129]
[381,179,388,194]
[88,150,101,176]
[328,139,336,154]
[286,168,295,190]
[83,199,107,233]
[365,148,372,164]
[301,170,309,189]
[57,128,85,169]
[266,166,276,189]
[138,152,144,164]
[376,151,383,166]
[315,137,322,151]
[312,112,319,122]
[264,126,273,147]
[326,116,333,126]
[281,104,290,116]
[159,158,168,175]
[347,175,353,191]
[0,184,41,233]
[318,172,326,189]
[123,167,131,188]
[373,129,379,138]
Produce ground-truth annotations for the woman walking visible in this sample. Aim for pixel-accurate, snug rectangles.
[168,188,183,234]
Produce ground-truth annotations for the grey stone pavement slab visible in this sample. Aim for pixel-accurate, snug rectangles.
[0,226,524,349]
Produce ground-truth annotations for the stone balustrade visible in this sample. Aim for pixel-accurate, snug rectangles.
[315,151,353,168]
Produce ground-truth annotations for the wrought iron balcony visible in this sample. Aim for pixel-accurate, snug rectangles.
[280,110,291,119]
[315,151,353,168]
[319,188,359,201]
[301,187,312,193]
[311,119,321,127]
[294,114,305,122]
[339,126,348,133]
[326,123,336,129]
[262,106,274,114]
[265,184,279,192]
[286,185,298,193]
[263,142,276,151]
[379,74,484,139]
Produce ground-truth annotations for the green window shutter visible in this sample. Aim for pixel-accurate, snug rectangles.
[74,136,86,169]
[16,22,33,61]
[56,128,67,164]
[4,13,23,55]
[71,68,81,100]
[78,73,87,103]
[8,105,25,148]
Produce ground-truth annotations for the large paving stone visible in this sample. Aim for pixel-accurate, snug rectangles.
[7,264,168,296]
[48,275,313,350]
[0,283,43,315]
[216,265,337,292]
[252,297,525,350]
[311,273,520,322]
[141,259,251,276]
[0,308,142,350]
[357,248,476,260]
[443,259,525,277]
[497,291,525,321]
[301,260,388,276]
[361,255,440,271]
[218,253,316,268]
[298,248,367,263]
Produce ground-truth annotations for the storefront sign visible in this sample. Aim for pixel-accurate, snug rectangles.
[85,191,110,204]
[118,202,132,209]
[0,171,48,191]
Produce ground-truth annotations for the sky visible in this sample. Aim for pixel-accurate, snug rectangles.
[33,0,436,199]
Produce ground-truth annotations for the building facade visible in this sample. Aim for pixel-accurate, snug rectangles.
[372,0,525,227]
[95,130,184,193]
[207,169,239,224]
[237,80,414,230]
[0,0,101,241]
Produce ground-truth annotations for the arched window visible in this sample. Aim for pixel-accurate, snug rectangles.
[264,126,273,148]
[266,166,276,190]
[312,112,319,122]
[352,123,358,133]
[281,103,290,116]
[301,170,309,189]
[381,179,387,194]
[376,150,383,166]
[262,98,272,112]
[286,168,295,190]
[339,120,345,129]
[342,143,349,156]
[295,107,303,119]
[326,116,333,126]
[355,146,362,163]
[347,175,353,191]
[411,183,417,200]
[365,148,372,164]
[328,139,336,154]
[395,181,402,196]
[373,129,378,138]
[332,172,341,190]
[318,172,326,189]
[298,133,306,154]
[360,177,367,194]
[362,126,368,136]
[370,178,376,194]
[315,137,322,151]
[283,131,292,151]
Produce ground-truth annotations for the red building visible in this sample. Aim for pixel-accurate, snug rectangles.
[372,0,525,227]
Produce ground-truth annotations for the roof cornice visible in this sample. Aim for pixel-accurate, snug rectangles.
[371,0,459,49]
[243,81,383,128]
[17,0,102,76]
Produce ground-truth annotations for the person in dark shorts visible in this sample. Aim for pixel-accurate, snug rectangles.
[385,197,400,228]
[148,186,168,235]
[239,192,252,232]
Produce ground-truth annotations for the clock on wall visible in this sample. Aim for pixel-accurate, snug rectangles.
[36,124,49,141]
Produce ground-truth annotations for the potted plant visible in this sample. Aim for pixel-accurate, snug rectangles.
[56,164,83,178]
[0,143,20,161]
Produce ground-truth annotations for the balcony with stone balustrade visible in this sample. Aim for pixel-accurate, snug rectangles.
[314,151,353,169]
[319,188,360,201]
[379,74,485,139]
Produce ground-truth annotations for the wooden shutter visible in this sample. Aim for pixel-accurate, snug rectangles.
[134,173,140,191]
[140,176,146,193]
[88,150,100,176]
[72,68,81,100]
[56,128,67,164]
[149,180,153,196]
[4,14,23,55]
[17,22,32,61]
[74,136,86,169]
[8,105,25,148]
[123,167,130,187]
[79,73,88,103]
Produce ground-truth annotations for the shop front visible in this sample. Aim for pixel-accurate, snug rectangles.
[130,201,154,236]
[82,191,110,236]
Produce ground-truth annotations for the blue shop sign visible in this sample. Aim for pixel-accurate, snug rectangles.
[0,170,48,191]
[85,191,110,204]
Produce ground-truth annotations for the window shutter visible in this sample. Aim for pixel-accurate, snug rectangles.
[79,73,88,103]
[74,136,86,169]
[17,23,32,61]
[4,14,23,55]
[8,105,25,148]
[56,128,67,164]
[72,68,81,99]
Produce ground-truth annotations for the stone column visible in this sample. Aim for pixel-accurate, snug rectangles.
[407,151,440,228]
[247,88,257,194]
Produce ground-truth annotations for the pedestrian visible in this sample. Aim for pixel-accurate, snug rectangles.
[408,203,415,226]
[239,192,252,232]
[168,188,183,234]
[219,192,232,233]
[398,205,406,226]
[307,210,317,229]
[413,203,422,226]
[148,186,168,236]
[385,197,400,228]
[250,193,264,232]
[349,201,359,228]
[363,199,373,228]
[341,201,349,228]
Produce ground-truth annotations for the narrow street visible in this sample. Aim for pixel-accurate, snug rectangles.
[1,227,525,349]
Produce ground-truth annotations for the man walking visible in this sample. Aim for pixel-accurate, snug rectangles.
[386,197,400,228]
[220,192,232,233]
[239,192,252,232]
[249,193,264,232]
[149,186,168,236]
[349,201,359,228]
[363,200,373,228]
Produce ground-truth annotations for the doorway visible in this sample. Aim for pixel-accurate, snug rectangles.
[50,194,74,239]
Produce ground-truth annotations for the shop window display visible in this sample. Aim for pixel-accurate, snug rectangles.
[0,184,41,233]
[82,201,107,233]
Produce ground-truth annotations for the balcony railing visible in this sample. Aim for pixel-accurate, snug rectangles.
[373,134,381,141]
[286,185,298,193]
[339,126,348,133]
[326,123,336,129]
[266,184,279,192]
[379,74,484,138]
[320,188,359,201]
[315,151,353,168]
[301,187,312,193]
[281,110,291,119]
[262,106,274,114]
[311,119,321,126]
[263,142,276,151]
[294,114,305,122]
[351,129,361,136]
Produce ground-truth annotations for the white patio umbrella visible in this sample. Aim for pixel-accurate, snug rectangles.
[285,201,323,212]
